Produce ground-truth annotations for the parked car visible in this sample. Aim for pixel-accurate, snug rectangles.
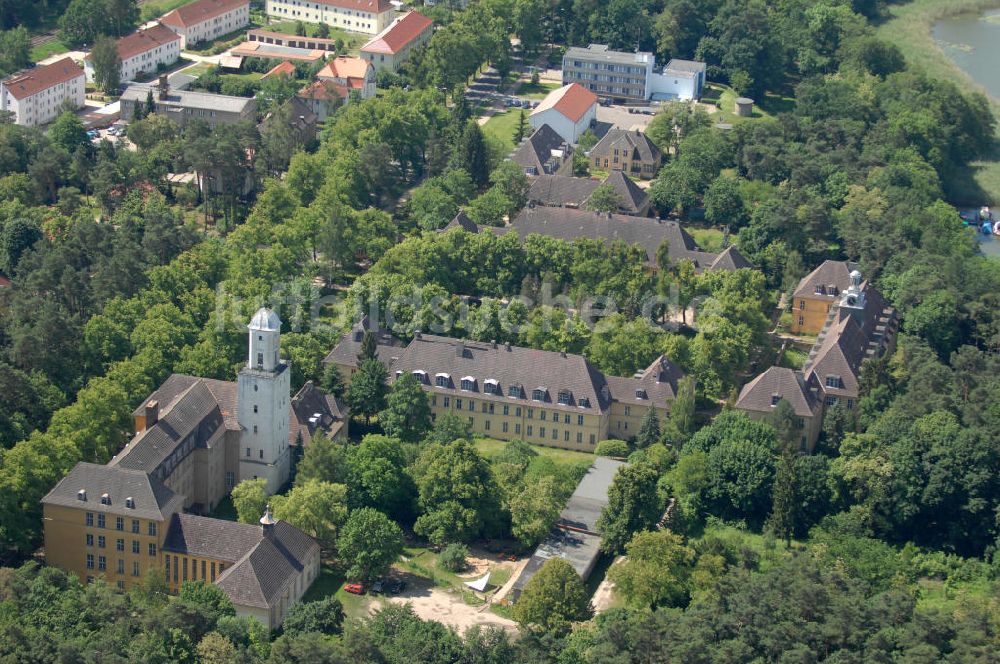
[371,580,384,593]
[388,579,406,594]
[343,583,364,595]
[86,130,99,139]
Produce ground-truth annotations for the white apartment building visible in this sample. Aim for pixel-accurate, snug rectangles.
[264,0,395,35]
[0,57,85,126]
[85,23,181,85]
[160,0,250,49]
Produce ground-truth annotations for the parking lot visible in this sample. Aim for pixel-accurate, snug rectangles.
[596,104,657,132]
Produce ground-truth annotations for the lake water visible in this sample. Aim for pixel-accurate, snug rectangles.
[933,8,1000,100]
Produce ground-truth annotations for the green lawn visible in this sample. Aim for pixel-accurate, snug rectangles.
[140,0,196,22]
[473,437,595,468]
[779,347,809,371]
[687,227,726,252]
[393,545,512,606]
[517,81,558,99]
[877,0,1000,204]
[482,108,529,152]
[702,83,779,124]
[30,40,69,62]
[301,561,373,617]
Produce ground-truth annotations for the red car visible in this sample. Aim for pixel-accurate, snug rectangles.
[343,583,364,595]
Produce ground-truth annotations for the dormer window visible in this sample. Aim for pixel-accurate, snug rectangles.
[825,375,843,389]
[100,493,111,506]
[635,389,647,400]
[484,379,499,395]
[509,385,523,398]
[814,285,826,295]
[578,397,591,408]
[532,387,548,402]
[125,497,135,509]
[771,394,781,406]
[412,370,426,384]
[435,373,450,387]
[77,489,87,502]
[460,376,476,392]
[557,390,572,405]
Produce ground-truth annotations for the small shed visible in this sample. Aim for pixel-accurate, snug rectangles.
[735,97,754,117]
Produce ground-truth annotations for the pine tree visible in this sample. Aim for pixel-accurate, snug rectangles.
[636,407,660,449]
[357,329,378,364]
[665,375,696,444]
[453,120,490,189]
[768,443,798,547]
[145,88,155,116]
[320,362,345,399]
[513,109,527,144]
[347,358,388,425]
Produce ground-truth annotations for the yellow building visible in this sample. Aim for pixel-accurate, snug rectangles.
[326,325,685,450]
[790,260,858,335]
[264,0,395,35]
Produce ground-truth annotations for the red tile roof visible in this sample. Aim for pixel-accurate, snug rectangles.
[262,60,296,79]
[113,24,181,61]
[316,56,371,81]
[315,0,392,11]
[361,11,433,55]
[160,0,248,29]
[532,83,598,123]
[1,57,83,100]
[297,79,347,101]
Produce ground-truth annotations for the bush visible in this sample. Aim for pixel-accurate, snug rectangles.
[438,543,469,572]
[595,439,630,458]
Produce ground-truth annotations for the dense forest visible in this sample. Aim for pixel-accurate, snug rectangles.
[1,0,999,661]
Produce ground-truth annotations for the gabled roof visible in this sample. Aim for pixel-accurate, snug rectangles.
[42,462,184,521]
[262,60,296,80]
[162,513,265,562]
[803,315,868,397]
[323,315,405,370]
[511,124,572,175]
[601,170,650,215]
[528,175,599,209]
[1,58,83,100]
[290,381,346,446]
[793,260,858,299]
[708,245,753,271]
[130,373,239,429]
[297,79,348,101]
[589,128,661,164]
[736,366,819,418]
[111,24,180,61]
[316,56,371,82]
[604,354,684,406]
[443,210,482,233]
[361,10,433,55]
[531,83,598,124]
[160,0,247,28]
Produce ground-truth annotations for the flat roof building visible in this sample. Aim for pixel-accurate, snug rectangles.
[120,81,257,128]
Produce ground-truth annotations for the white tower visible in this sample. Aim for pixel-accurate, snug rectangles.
[237,308,291,494]
[839,269,867,321]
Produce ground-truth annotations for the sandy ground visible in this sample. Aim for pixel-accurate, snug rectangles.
[591,556,624,614]
[382,572,518,634]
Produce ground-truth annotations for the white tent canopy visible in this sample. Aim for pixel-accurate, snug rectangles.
[464,572,490,592]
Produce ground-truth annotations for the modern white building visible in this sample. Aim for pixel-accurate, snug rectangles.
[529,83,598,144]
[563,44,706,102]
[237,308,292,494]
[160,0,250,49]
[360,10,433,73]
[85,23,181,85]
[0,57,85,126]
[650,59,707,102]
[264,0,395,35]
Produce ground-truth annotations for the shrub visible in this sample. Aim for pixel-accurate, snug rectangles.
[438,543,469,572]
[595,439,630,458]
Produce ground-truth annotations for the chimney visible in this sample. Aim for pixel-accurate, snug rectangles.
[414,330,422,340]
[560,350,567,358]
[260,504,277,539]
[456,341,465,357]
[491,340,497,349]
[157,75,169,101]
[145,400,159,429]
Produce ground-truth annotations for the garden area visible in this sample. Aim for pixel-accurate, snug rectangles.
[481,108,529,152]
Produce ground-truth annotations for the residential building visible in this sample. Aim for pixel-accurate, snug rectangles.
[0,57,85,126]
[325,326,686,450]
[296,79,346,121]
[510,124,574,177]
[160,0,250,49]
[120,79,257,128]
[563,45,707,102]
[321,314,406,386]
[509,457,625,601]
[41,462,319,629]
[85,23,181,84]
[360,10,433,72]
[650,59,707,101]
[526,170,650,216]
[264,0,395,35]
[790,259,858,335]
[737,268,897,450]
[259,95,319,146]
[289,380,348,444]
[588,128,662,179]
[316,56,375,99]
[247,28,338,52]
[529,83,598,144]
[563,44,654,101]
[230,41,327,63]
[261,60,297,80]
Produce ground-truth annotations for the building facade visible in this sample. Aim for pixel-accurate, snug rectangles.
[160,0,250,49]
[316,56,376,99]
[85,23,181,84]
[650,59,707,101]
[529,83,598,144]
[247,28,338,52]
[326,327,684,451]
[0,57,85,126]
[563,44,654,101]
[264,0,395,35]
[360,10,433,72]
[588,128,662,180]
[790,260,859,334]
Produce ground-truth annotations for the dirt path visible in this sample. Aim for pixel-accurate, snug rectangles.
[382,575,517,634]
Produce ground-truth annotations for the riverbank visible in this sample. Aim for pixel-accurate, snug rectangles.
[877,0,1000,204]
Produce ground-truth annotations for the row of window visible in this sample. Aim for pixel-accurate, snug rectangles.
[568,60,645,74]
[166,555,223,585]
[85,554,141,577]
[85,513,156,535]
[458,413,596,445]
[85,534,156,555]
[410,371,595,408]
[432,394,589,426]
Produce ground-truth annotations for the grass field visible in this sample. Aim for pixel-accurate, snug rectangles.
[473,437,595,469]
[517,81,558,100]
[687,227,726,252]
[482,108,527,152]
[141,0,196,22]
[877,0,1000,204]
[30,40,69,62]
[701,83,785,124]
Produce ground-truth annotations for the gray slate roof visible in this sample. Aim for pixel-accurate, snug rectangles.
[443,210,481,233]
[162,513,264,562]
[42,462,184,521]
[792,260,859,299]
[121,84,256,114]
[510,124,572,175]
[601,170,650,215]
[527,175,599,209]
[290,381,346,445]
[708,245,753,271]
[130,373,239,430]
[589,128,661,165]
[735,366,819,418]
[557,456,626,534]
[665,59,706,75]
[322,315,406,371]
